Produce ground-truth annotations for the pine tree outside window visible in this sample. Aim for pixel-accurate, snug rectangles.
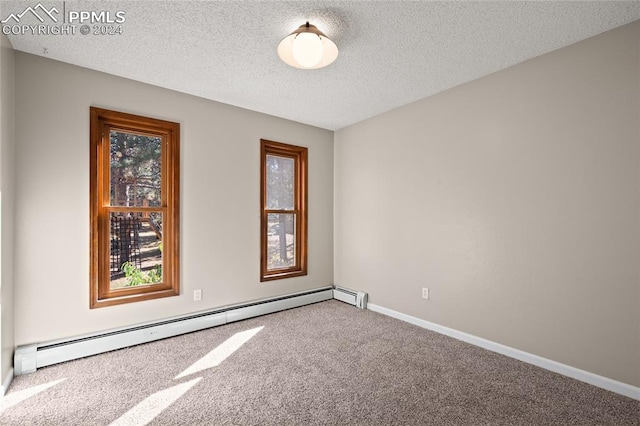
[90,107,180,308]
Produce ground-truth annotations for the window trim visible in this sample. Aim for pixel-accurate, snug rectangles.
[260,139,308,281]
[90,107,180,308]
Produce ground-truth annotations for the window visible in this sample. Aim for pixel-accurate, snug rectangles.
[260,139,307,281]
[90,107,180,308]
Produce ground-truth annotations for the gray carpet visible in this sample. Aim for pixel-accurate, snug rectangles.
[1,300,638,425]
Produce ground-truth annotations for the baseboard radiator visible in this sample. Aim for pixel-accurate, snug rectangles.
[14,286,340,375]
[333,286,368,309]
[15,285,369,375]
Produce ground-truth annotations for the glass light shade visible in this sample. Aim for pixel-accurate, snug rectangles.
[278,22,338,70]
[292,32,323,68]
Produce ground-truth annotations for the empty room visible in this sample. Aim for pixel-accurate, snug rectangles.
[0,0,638,424]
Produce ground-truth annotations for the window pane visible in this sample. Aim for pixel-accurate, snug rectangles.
[267,213,296,270]
[110,130,162,207]
[110,212,163,289]
[266,155,294,210]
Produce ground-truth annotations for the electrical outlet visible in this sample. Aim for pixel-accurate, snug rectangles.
[422,287,429,300]
[193,289,202,301]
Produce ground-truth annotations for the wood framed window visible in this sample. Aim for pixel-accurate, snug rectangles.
[90,107,180,308]
[260,139,307,281]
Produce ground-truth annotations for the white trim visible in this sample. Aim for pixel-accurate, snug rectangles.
[367,303,640,401]
[0,368,13,396]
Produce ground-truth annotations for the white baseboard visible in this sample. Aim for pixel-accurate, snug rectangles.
[367,303,640,401]
[1,368,13,396]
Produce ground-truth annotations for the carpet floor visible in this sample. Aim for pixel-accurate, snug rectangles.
[1,300,638,425]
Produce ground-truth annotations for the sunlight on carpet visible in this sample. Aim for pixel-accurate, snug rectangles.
[109,377,201,426]
[174,326,264,379]
[108,326,264,425]
[0,378,66,414]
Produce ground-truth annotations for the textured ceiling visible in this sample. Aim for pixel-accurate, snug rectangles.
[3,1,640,130]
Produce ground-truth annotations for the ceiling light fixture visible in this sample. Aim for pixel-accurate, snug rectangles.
[278,22,338,69]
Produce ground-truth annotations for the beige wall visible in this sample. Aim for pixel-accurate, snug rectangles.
[335,21,640,387]
[14,52,334,346]
[0,34,15,388]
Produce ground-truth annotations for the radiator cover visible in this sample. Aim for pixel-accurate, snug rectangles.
[333,286,368,309]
